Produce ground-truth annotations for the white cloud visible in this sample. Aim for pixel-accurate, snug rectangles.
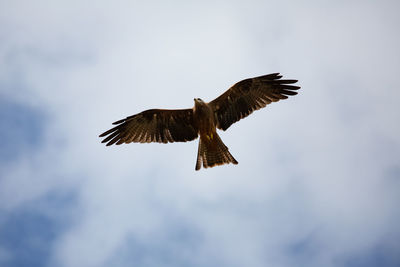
[1,0,399,267]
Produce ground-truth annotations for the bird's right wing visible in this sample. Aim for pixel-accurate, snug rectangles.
[99,109,198,145]
[209,73,300,131]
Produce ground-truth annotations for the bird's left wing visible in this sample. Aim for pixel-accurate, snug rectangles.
[209,73,300,131]
[99,109,198,145]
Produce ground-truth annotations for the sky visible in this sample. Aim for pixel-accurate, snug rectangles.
[1,0,400,266]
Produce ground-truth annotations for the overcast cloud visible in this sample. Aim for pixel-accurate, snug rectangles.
[1,0,400,266]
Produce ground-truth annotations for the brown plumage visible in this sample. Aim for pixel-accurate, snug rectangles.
[99,73,300,170]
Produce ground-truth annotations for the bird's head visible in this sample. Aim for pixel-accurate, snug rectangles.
[193,98,207,111]
[194,98,204,104]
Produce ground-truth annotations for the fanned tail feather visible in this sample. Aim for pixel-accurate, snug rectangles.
[195,133,238,170]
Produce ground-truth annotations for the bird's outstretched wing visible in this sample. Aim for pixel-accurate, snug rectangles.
[99,109,198,146]
[209,73,300,131]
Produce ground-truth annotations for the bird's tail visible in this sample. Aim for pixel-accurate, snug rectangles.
[195,132,238,170]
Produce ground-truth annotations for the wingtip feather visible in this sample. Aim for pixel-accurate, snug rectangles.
[112,119,124,125]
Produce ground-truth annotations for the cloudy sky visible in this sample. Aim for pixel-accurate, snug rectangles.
[1,0,400,266]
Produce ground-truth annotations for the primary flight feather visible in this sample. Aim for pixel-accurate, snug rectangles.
[99,73,300,170]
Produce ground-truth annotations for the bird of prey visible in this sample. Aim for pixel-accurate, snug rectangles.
[99,73,300,170]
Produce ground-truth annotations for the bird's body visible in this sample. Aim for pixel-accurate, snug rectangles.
[193,98,215,136]
[99,73,300,170]
[193,98,238,170]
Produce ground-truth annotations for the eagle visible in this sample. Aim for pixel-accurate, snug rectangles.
[99,73,300,170]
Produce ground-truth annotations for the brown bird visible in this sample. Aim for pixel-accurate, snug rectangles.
[99,73,300,170]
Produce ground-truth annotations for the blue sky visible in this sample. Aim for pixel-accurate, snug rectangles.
[1,0,400,266]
